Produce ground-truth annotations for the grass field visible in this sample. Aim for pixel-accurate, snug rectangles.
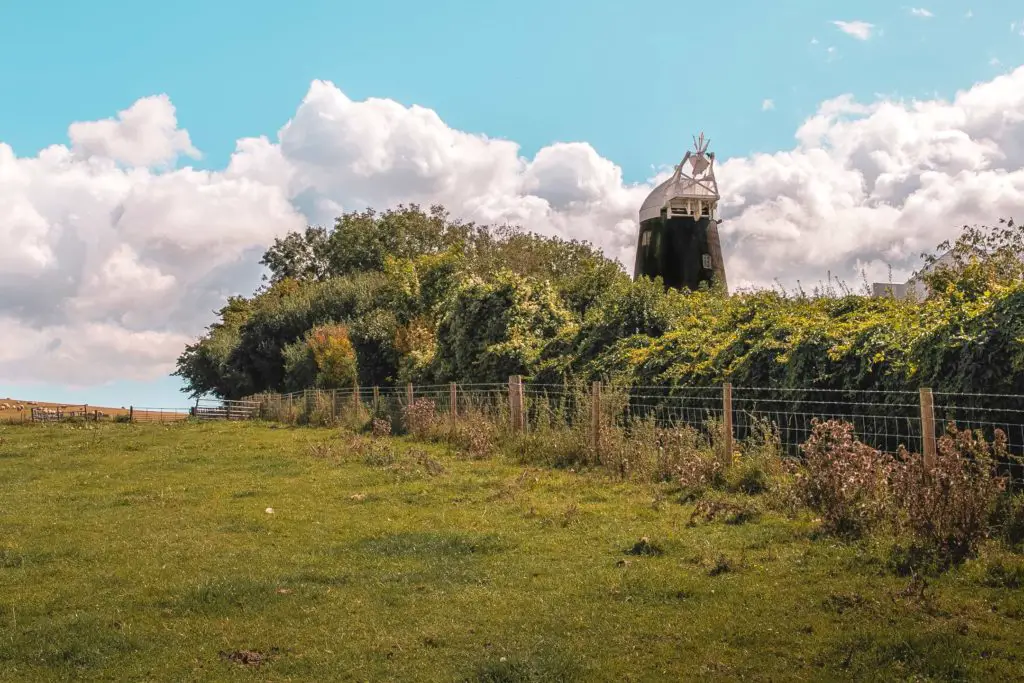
[0,421,1023,681]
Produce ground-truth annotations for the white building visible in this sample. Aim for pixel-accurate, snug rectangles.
[871,250,959,301]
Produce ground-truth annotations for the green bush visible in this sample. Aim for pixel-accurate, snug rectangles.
[176,206,1024,410]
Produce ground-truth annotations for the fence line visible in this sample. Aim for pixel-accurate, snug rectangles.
[21,405,193,424]
[243,380,1024,468]
[16,381,1024,469]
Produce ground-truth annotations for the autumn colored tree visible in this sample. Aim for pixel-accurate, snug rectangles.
[307,323,359,388]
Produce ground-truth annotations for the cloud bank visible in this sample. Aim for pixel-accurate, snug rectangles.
[4,66,1024,386]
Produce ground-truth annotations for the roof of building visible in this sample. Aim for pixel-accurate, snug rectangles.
[640,133,721,222]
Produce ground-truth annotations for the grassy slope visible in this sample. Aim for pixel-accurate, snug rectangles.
[0,422,1022,681]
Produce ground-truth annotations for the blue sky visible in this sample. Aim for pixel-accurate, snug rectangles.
[1,0,1022,409]
[3,0,1018,180]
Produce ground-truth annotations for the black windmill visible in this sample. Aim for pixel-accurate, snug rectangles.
[634,133,728,292]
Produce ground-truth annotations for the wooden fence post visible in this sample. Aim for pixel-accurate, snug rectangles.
[591,381,602,456]
[508,376,525,432]
[920,387,936,472]
[508,376,516,430]
[518,376,526,431]
[406,383,414,408]
[722,382,734,461]
[353,383,361,412]
[449,382,458,440]
[129,406,134,423]
[373,385,380,413]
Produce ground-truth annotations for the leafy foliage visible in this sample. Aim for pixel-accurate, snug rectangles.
[175,207,1024,407]
[307,324,359,389]
[432,271,573,383]
[920,218,1024,301]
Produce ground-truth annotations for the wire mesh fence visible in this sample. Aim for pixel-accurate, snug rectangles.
[21,381,1023,465]
[244,381,1024,465]
[932,392,1024,448]
[730,387,924,457]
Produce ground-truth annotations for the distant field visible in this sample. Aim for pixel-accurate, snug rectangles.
[0,399,187,423]
[0,422,1022,680]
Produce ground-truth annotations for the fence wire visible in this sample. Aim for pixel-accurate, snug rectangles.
[729,387,923,457]
[254,383,1024,463]
[26,383,1022,464]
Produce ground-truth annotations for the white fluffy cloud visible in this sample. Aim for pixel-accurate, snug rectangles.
[910,8,934,18]
[4,65,1024,386]
[68,95,200,168]
[832,20,875,40]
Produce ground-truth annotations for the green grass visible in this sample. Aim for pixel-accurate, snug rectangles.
[0,422,1022,681]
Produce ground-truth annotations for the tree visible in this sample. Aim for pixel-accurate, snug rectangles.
[920,217,1023,300]
[257,204,628,308]
[260,226,332,283]
[432,271,573,382]
[467,226,628,315]
[326,204,478,277]
[260,204,482,284]
[173,296,254,399]
[307,324,359,388]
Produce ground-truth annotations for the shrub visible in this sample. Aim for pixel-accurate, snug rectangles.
[725,456,774,495]
[403,397,438,439]
[504,426,587,469]
[657,424,720,491]
[994,493,1024,550]
[622,421,713,484]
[980,555,1024,589]
[307,323,359,389]
[300,390,336,427]
[796,419,895,538]
[332,395,370,432]
[727,418,785,495]
[892,425,1008,563]
[360,440,400,467]
[451,409,497,458]
[675,448,724,493]
[371,417,392,438]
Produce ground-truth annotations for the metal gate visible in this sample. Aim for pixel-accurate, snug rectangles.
[192,398,261,421]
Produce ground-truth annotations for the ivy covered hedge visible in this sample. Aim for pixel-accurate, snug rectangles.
[174,206,1024,400]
